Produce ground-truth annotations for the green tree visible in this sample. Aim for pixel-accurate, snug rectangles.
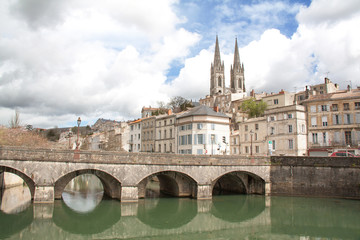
[241,98,267,118]
[168,96,193,112]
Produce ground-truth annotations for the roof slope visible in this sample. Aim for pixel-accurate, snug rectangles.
[177,105,230,119]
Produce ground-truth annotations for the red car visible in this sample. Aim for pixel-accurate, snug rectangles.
[330,152,358,157]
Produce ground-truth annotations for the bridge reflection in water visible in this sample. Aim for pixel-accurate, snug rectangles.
[1,174,360,239]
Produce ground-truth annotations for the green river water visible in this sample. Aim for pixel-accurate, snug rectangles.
[1,174,360,239]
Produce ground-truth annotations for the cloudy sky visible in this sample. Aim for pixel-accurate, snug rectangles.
[1,0,360,128]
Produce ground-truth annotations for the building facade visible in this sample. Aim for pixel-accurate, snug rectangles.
[303,88,360,155]
[155,112,176,153]
[176,105,231,155]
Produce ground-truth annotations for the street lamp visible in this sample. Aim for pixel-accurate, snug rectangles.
[76,117,81,150]
[250,130,254,156]
[211,135,215,155]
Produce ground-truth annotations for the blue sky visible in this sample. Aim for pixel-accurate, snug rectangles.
[0,0,359,128]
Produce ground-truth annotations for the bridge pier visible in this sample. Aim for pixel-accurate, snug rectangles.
[265,182,271,196]
[196,184,212,200]
[34,186,54,203]
[121,186,138,202]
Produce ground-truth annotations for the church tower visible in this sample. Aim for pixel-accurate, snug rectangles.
[230,38,245,93]
[210,35,225,96]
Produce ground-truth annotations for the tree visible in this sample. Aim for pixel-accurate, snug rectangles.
[9,109,21,128]
[168,96,193,112]
[241,98,267,118]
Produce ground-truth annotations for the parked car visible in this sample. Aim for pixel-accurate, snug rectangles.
[330,152,358,157]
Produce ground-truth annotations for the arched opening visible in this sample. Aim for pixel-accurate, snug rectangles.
[212,171,265,196]
[54,169,121,212]
[218,76,222,86]
[138,171,197,199]
[0,167,34,213]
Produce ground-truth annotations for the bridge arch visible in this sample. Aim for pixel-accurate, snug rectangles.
[54,169,122,200]
[137,171,198,199]
[212,170,265,195]
[0,166,35,200]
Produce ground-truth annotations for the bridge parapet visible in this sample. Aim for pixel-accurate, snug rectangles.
[0,146,270,166]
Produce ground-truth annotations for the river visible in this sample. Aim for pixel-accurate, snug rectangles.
[1,174,360,239]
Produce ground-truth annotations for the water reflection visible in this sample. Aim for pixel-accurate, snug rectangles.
[137,198,198,229]
[211,195,265,222]
[62,174,104,213]
[53,200,121,235]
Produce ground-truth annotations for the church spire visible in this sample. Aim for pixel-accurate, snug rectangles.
[210,35,225,96]
[214,35,221,67]
[233,38,241,70]
[230,38,245,93]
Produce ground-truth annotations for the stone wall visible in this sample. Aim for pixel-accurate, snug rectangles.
[270,156,360,199]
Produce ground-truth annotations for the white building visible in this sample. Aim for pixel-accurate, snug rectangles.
[176,105,231,155]
[129,119,142,152]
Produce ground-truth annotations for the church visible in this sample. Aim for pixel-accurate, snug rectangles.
[200,36,247,115]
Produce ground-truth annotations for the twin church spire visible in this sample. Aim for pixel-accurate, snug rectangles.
[210,36,245,96]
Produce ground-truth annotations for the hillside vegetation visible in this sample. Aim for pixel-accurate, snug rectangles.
[0,127,53,148]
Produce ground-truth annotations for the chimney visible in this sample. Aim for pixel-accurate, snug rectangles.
[214,106,219,112]
[250,89,255,97]
[167,109,172,115]
[325,77,330,84]
[347,85,352,91]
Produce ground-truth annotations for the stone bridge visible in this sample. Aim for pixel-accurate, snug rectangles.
[0,147,271,203]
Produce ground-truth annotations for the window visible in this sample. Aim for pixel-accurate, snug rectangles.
[245,146,249,153]
[356,102,360,110]
[344,103,350,110]
[311,117,317,127]
[180,125,185,131]
[197,149,203,155]
[158,130,161,139]
[196,134,205,144]
[164,144,166,152]
[333,115,340,125]
[288,125,293,133]
[274,99,279,105]
[164,130,167,139]
[345,131,352,145]
[332,104,338,111]
[323,132,327,145]
[245,125,248,131]
[186,124,192,130]
[344,114,352,124]
[255,124,259,130]
[255,146,260,153]
[245,134,248,141]
[131,126,134,131]
[270,116,275,121]
[310,105,316,112]
[158,144,161,152]
[197,123,203,129]
[312,133,318,144]
[164,120,166,126]
[270,127,275,135]
[289,139,293,149]
[170,129,173,138]
[272,140,276,150]
[170,143,172,152]
[138,134,140,140]
[211,123,215,130]
[322,116,328,126]
[288,114,293,119]
[255,133,258,141]
[218,76,222,87]
[321,105,328,111]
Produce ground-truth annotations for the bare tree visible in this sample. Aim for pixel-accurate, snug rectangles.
[9,109,21,128]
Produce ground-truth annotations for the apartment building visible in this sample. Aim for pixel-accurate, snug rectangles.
[155,111,176,153]
[302,88,360,155]
[141,116,156,152]
[129,119,141,152]
[176,105,231,155]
